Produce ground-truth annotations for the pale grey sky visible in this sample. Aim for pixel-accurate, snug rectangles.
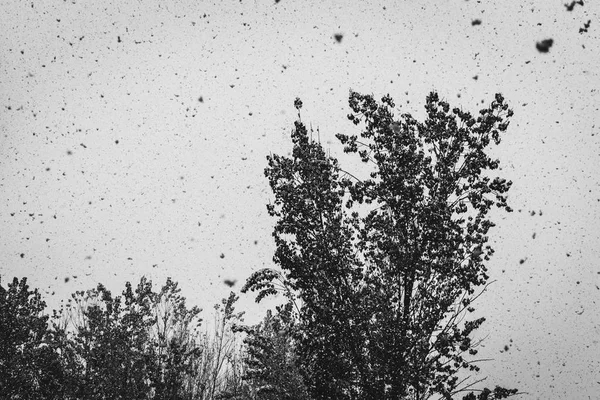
[1,0,599,398]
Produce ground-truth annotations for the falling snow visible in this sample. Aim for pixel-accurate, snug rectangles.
[0,1,599,398]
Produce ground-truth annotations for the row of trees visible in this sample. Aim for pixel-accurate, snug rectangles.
[0,276,248,399]
[2,90,521,399]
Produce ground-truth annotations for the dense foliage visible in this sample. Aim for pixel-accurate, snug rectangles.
[243,91,519,400]
[0,276,249,400]
[0,277,63,399]
[235,302,310,400]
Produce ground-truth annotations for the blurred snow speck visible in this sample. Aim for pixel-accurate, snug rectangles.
[579,20,591,34]
[224,279,237,287]
[536,39,554,53]
[564,0,584,12]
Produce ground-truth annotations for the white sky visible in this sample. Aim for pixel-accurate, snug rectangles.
[1,0,599,398]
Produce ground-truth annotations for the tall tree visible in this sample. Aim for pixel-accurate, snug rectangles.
[0,277,64,399]
[244,92,519,399]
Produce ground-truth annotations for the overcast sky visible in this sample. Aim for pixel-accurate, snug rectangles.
[1,0,599,398]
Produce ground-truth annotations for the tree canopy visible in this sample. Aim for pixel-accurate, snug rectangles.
[243,91,518,400]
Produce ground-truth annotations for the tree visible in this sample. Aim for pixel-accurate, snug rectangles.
[204,292,246,399]
[147,277,204,400]
[52,278,157,400]
[51,276,251,400]
[0,277,64,399]
[235,301,310,400]
[243,92,519,399]
[53,276,209,400]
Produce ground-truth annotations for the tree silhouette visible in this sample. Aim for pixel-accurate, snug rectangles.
[243,91,519,399]
[52,278,157,399]
[0,277,64,399]
[146,277,204,400]
[235,301,310,400]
